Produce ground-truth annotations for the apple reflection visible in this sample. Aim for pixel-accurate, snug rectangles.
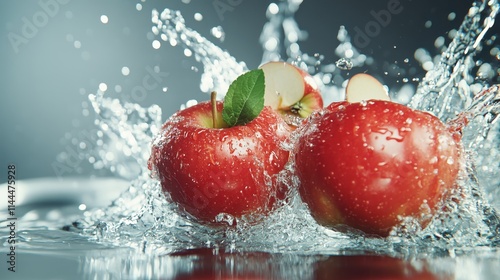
[164,248,447,280]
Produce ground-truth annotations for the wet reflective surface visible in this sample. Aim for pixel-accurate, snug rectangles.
[9,244,500,279]
[1,178,499,280]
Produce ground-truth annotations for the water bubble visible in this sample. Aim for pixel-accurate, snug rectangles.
[82,108,90,117]
[289,43,300,54]
[98,83,108,92]
[105,152,115,161]
[74,41,81,49]
[345,49,354,58]
[288,31,300,43]
[136,3,142,11]
[448,29,458,40]
[152,26,160,35]
[335,58,353,70]
[182,48,192,57]
[477,63,494,79]
[265,37,279,51]
[121,67,130,76]
[210,26,225,42]
[100,15,109,24]
[79,142,87,149]
[194,13,203,21]
[152,40,161,49]
[268,3,279,15]
[448,12,456,21]
[490,46,499,56]
[434,36,445,48]
[422,61,434,71]
[468,6,480,16]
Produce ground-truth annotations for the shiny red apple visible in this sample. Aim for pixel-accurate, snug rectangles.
[148,101,291,225]
[295,100,461,236]
[260,61,323,126]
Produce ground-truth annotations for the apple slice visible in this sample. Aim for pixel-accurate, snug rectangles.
[259,61,323,122]
[346,73,390,103]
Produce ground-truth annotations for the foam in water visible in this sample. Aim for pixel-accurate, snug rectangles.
[12,0,500,258]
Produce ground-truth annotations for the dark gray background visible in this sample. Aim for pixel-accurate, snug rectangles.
[0,0,488,181]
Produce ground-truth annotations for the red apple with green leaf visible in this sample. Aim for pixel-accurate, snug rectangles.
[259,61,323,126]
[148,70,291,225]
[295,74,462,236]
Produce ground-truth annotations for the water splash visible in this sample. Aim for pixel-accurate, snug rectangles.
[151,8,246,100]
[34,0,500,258]
[410,0,500,121]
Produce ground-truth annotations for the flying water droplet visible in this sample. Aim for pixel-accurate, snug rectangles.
[335,58,353,70]
[210,26,225,42]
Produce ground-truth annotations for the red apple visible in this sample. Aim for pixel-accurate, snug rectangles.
[259,61,323,126]
[314,255,443,280]
[148,101,291,225]
[169,249,442,280]
[295,100,461,236]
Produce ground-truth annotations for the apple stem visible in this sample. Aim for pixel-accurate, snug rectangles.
[211,91,218,128]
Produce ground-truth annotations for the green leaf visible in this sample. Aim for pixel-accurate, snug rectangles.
[222,69,265,127]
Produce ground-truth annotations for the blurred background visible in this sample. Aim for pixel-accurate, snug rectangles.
[0,0,492,181]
